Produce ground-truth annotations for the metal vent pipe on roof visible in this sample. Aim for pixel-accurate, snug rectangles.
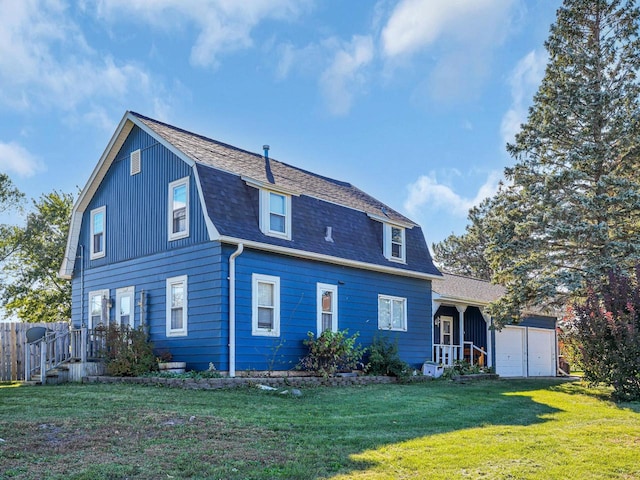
[263,145,270,159]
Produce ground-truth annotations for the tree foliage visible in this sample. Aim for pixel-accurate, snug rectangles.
[432,198,494,281]
[485,0,640,324]
[568,266,640,401]
[0,191,73,323]
[0,173,24,214]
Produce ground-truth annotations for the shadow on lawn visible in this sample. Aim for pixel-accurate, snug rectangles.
[548,380,640,412]
[290,379,566,478]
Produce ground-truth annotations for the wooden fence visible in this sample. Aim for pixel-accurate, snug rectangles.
[0,322,69,381]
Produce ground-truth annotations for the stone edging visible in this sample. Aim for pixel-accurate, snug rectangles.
[83,374,434,390]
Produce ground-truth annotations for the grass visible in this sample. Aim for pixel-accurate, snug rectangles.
[0,378,638,479]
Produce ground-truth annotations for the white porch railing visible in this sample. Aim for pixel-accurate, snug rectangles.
[433,344,462,366]
[434,342,488,367]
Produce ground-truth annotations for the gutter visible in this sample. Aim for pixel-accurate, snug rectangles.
[228,243,244,377]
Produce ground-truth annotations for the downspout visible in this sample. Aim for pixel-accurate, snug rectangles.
[228,243,244,377]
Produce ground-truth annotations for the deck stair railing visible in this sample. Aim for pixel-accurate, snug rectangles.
[25,327,106,383]
[25,329,71,383]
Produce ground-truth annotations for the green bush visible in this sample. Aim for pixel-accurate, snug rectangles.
[101,324,157,377]
[298,329,365,378]
[365,335,411,378]
[440,360,493,380]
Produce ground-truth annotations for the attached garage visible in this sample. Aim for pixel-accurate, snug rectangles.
[495,320,557,377]
[495,326,525,377]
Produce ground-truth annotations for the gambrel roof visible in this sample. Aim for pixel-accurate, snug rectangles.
[133,113,415,226]
[60,111,441,280]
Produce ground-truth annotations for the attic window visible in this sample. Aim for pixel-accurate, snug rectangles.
[130,149,141,175]
[384,224,406,263]
[260,190,291,240]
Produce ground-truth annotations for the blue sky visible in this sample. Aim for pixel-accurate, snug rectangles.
[0,0,560,247]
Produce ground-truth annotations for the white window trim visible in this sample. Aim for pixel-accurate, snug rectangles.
[116,286,135,329]
[90,206,106,260]
[259,190,292,240]
[383,223,406,263]
[317,283,338,335]
[252,273,281,337]
[166,275,188,337]
[168,177,190,241]
[88,289,110,330]
[378,294,408,332]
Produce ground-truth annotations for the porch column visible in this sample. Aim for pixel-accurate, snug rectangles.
[455,305,467,361]
[480,309,492,367]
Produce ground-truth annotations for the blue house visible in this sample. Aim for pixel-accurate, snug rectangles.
[59,111,442,375]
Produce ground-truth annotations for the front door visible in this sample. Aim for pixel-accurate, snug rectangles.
[440,317,453,345]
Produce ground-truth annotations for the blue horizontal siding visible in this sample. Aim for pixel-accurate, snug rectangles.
[228,246,432,371]
[71,242,225,371]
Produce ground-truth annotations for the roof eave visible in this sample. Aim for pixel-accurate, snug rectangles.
[218,235,441,281]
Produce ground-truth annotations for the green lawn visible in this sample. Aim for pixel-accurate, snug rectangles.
[0,378,638,479]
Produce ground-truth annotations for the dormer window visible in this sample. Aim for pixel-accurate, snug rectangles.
[260,190,291,240]
[168,177,189,241]
[384,224,406,263]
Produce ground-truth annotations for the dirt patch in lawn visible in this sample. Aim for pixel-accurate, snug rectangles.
[1,411,292,479]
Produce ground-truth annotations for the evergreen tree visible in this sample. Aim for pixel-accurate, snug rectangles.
[432,198,493,281]
[486,0,640,324]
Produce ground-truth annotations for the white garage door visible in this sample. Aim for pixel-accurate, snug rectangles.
[528,328,556,377]
[495,327,525,377]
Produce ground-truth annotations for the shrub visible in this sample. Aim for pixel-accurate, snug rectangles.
[298,329,365,378]
[440,360,493,380]
[365,335,411,378]
[101,324,157,377]
[569,266,640,401]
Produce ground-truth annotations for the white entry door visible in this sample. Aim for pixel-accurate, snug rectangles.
[495,326,525,377]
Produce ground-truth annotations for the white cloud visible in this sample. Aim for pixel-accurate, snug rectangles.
[500,49,547,146]
[0,0,164,124]
[381,0,516,102]
[404,170,502,217]
[94,0,310,69]
[320,35,374,116]
[0,141,44,177]
[382,0,514,58]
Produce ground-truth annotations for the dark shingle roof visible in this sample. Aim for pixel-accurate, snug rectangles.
[131,111,440,277]
[132,112,414,225]
[433,273,505,304]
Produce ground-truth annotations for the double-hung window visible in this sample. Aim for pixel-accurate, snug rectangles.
[168,177,189,241]
[260,190,291,240]
[166,276,188,336]
[378,294,407,331]
[90,206,106,259]
[252,273,280,336]
[88,289,109,329]
[317,283,338,334]
[116,286,134,329]
[384,224,405,262]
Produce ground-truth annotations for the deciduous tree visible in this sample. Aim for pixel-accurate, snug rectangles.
[0,191,73,323]
[569,266,640,401]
